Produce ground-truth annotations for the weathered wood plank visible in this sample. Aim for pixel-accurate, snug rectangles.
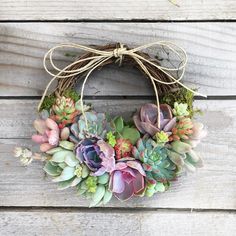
[0,99,236,209]
[1,23,236,96]
[0,210,235,236]
[0,0,235,21]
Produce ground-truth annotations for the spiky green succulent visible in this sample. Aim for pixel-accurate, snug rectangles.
[70,111,112,143]
[132,136,177,193]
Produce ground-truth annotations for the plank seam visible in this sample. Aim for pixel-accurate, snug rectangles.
[0,206,235,213]
[1,96,236,100]
[0,19,236,23]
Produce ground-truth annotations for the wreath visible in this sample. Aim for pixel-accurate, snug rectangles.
[14,42,207,207]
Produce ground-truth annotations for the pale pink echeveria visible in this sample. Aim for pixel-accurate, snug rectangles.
[109,160,146,201]
[32,118,60,152]
[133,103,176,136]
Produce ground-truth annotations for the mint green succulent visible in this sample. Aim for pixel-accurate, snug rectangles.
[43,142,89,190]
[173,102,189,117]
[43,141,113,206]
[132,136,177,186]
[70,111,112,143]
[167,140,203,173]
[77,173,112,207]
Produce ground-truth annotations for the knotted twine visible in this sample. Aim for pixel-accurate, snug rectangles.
[38,41,206,129]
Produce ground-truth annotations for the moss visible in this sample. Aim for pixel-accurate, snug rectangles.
[40,89,80,111]
[160,88,200,117]
[64,52,77,58]
[63,89,80,102]
[40,94,56,111]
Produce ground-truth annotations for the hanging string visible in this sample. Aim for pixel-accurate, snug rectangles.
[38,41,207,129]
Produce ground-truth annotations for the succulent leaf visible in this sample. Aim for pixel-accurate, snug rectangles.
[52,166,76,182]
[57,177,77,190]
[113,116,124,133]
[64,153,79,167]
[102,190,113,205]
[98,173,109,184]
[121,127,140,145]
[59,141,75,150]
[89,184,106,207]
[43,161,62,177]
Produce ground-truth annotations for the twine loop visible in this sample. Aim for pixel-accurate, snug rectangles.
[39,41,206,129]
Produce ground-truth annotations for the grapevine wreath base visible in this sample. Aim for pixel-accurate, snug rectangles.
[14,42,207,207]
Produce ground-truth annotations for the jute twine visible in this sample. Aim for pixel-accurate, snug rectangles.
[39,42,206,129]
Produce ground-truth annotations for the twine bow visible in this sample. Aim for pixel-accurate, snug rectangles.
[39,41,206,129]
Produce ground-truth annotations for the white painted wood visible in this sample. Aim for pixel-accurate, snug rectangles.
[0,0,235,20]
[1,99,236,209]
[0,23,236,96]
[0,210,235,236]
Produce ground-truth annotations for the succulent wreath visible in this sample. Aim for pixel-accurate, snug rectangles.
[14,42,207,207]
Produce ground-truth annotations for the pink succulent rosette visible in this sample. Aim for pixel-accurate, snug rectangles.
[32,118,60,152]
[133,103,176,136]
[109,160,146,201]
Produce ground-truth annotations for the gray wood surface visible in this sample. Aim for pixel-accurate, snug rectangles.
[1,99,236,209]
[0,210,235,236]
[0,0,235,21]
[1,23,236,96]
[1,1,236,234]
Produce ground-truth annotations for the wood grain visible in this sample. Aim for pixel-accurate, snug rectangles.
[1,99,236,209]
[0,210,235,236]
[1,23,236,96]
[0,0,235,21]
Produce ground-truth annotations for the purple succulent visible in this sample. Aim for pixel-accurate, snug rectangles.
[75,138,115,176]
[133,103,176,136]
[109,160,146,201]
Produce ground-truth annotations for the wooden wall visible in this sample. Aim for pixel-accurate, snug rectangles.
[0,1,235,235]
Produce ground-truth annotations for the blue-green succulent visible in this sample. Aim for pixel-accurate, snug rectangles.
[132,136,177,196]
[70,111,112,143]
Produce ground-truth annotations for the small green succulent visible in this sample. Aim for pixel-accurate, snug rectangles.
[155,131,169,144]
[77,173,112,207]
[106,131,117,147]
[173,102,189,117]
[144,181,167,197]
